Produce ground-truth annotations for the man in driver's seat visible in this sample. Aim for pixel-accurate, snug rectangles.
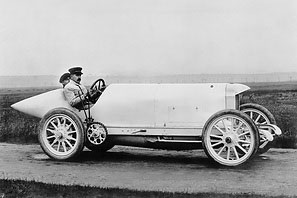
[64,66,100,109]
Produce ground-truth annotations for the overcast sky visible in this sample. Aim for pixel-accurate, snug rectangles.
[0,0,296,76]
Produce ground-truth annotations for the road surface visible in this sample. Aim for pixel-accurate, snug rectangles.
[0,143,296,196]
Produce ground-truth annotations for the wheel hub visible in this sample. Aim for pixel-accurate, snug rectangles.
[56,127,67,140]
[57,132,63,139]
[223,131,239,146]
[225,137,232,144]
[91,129,100,137]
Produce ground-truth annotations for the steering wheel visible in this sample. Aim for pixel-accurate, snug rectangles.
[89,79,106,103]
[90,78,106,92]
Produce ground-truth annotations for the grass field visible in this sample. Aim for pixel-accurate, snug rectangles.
[1,82,297,148]
[242,82,297,148]
[0,87,56,144]
[0,179,291,198]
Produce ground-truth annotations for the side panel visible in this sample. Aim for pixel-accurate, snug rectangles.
[92,83,228,136]
[91,84,157,128]
[155,84,226,135]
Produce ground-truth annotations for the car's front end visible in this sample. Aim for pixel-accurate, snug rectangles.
[225,83,250,110]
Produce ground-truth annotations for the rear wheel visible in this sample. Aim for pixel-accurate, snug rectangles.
[240,103,276,154]
[38,108,85,160]
[202,110,259,166]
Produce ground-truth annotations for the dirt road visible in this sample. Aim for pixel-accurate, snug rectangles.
[0,143,296,196]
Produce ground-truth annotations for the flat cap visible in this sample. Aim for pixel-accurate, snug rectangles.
[68,66,83,75]
[59,73,70,83]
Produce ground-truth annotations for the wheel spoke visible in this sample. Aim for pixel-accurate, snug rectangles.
[50,139,58,147]
[62,117,66,126]
[227,147,231,160]
[238,131,250,137]
[50,122,58,130]
[222,119,229,132]
[211,141,224,147]
[217,145,227,156]
[230,118,234,131]
[47,135,56,139]
[214,125,226,134]
[237,144,248,154]
[211,139,222,143]
[233,147,240,160]
[46,128,57,135]
[65,140,73,149]
[255,114,261,123]
[260,141,269,148]
[67,136,77,141]
[62,142,67,152]
[238,139,251,144]
[234,122,244,134]
[210,134,223,139]
[67,130,77,135]
[56,117,61,127]
[57,142,61,151]
[66,123,73,130]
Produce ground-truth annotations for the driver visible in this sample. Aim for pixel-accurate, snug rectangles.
[63,66,100,109]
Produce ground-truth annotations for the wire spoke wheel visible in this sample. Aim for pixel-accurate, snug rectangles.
[240,103,276,154]
[39,108,84,160]
[203,110,259,166]
[43,115,78,155]
[242,109,270,147]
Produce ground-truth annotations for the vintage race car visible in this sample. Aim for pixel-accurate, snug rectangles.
[11,79,282,166]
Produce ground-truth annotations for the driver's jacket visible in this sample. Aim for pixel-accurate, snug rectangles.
[63,79,88,107]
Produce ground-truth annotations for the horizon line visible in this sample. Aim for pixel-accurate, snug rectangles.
[1,72,297,77]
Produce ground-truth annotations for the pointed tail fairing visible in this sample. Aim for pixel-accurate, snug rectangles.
[11,89,81,118]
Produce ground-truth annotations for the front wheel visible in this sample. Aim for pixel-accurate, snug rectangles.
[240,103,276,154]
[38,108,85,161]
[202,110,259,166]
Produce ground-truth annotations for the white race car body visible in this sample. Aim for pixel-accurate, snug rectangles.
[12,83,249,136]
[11,82,281,166]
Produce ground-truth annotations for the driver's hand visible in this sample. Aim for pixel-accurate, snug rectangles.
[90,89,102,94]
[89,90,101,98]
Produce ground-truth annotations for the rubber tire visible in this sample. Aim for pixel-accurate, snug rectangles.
[240,103,276,154]
[85,143,114,153]
[84,122,114,153]
[202,109,260,166]
[38,108,85,161]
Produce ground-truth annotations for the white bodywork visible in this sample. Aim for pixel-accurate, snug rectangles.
[12,82,285,165]
[12,83,249,136]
